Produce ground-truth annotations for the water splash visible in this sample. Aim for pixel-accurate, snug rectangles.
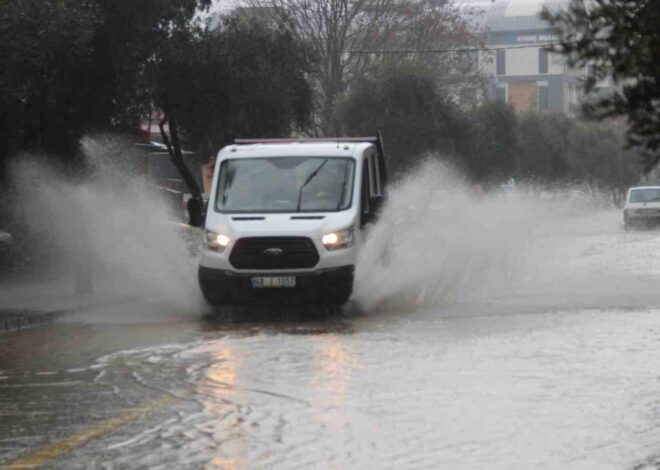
[353,159,615,312]
[9,134,200,314]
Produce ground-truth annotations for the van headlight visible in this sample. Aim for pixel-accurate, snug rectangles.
[322,227,353,250]
[204,230,230,252]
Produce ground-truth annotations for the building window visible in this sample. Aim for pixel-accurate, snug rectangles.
[536,82,549,110]
[496,49,506,75]
[539,48,548,74]
[496,84,507,103]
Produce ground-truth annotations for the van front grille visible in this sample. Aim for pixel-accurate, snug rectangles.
[229,237,320,269]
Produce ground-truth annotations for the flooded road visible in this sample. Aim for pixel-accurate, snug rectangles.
[3,208,660,469]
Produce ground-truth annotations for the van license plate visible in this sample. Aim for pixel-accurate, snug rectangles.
[251,277,296,288]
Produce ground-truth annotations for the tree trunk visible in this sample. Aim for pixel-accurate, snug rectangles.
[159,113,204,227]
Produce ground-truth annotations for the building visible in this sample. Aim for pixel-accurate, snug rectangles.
[461,0,610,114]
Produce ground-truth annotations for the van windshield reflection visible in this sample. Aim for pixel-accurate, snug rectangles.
[215,157,355,213]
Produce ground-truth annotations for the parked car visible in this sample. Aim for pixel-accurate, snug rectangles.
[0,229,14,270]
[0,230,12,247]
[623,186,660,230]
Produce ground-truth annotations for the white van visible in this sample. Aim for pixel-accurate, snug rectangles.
[198,136,388,305]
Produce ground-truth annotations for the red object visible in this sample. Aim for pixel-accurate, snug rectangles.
[207,154,216,173]
[136,127,150,143]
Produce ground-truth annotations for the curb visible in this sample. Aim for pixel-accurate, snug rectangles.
[0,308,68,333]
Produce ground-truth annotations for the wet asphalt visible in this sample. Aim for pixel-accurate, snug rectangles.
[3,301,660,469]
[3,210,660,469]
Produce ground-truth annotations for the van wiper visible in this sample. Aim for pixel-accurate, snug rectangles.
[336,161,350,210]
[297,159,328,212]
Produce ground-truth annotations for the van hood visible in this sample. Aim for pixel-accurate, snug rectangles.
[206,212,355,239]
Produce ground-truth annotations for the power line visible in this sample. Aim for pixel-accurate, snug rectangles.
[340,42,571,54]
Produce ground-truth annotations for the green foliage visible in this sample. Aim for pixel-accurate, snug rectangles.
[0,0,313,180]
[515,112,639,190]
[340,64,639,190]
[0,0,644,196]
[0,0,98,158]
[466,102,520,182]
[518,112,574,182]
[87,0,212,128]
[339,64,465,176]
[566,121,638,189]
[157,16,315,159]
[256,0,481,134]
[542,0,660,172]
[0,0,210,180]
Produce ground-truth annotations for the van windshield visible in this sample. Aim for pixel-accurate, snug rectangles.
[215,157,355,213]
[630,188,660,203]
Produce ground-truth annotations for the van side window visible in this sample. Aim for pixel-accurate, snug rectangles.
[367,152,376,197]
[361,158,371,224]
[372,152,381,195]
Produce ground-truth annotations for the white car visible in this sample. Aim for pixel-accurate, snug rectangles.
[198,136,388,306]
[0,230,12,247]
[0,229,15,269]
[623,186,660,230]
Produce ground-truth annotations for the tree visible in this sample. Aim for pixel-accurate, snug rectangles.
[0,0,98,164]
[249,0,480,134]
[153,15,315,224]
[157,16,315,159]
[85,0,213,129]
[517,112,574,183]
[339,63,465,176]
[465,102,520,182]
[542,0,660,172]
[0,0,210,182]
[371,0,485,105]
[566,121,638,198]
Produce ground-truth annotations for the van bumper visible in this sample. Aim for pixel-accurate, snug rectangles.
[198,265,354,306]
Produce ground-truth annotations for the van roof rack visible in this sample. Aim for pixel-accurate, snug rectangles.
[234,137,378,144]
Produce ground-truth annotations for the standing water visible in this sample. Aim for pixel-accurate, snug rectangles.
[355,159,660,314]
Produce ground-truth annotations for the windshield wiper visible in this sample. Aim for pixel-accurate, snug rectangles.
[336,161,350,210]
[297,159,328,212]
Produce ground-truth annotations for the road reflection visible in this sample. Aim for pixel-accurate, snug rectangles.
[192,321,362,469]
[208,456,239,470]
[205,348,238,397]
[199,306,357,337]
[313,335,354,429]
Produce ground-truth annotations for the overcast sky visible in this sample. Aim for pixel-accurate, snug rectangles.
[210,0,238,14]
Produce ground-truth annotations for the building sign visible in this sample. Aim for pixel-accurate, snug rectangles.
[515,33,559,44]
[491,31,560,45]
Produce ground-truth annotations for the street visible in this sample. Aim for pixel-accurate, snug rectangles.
[2,207,660,469]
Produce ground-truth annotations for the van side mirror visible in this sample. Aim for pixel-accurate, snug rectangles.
[187,197,204,227]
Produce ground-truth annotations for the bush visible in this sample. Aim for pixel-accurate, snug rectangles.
[339,64,467,177]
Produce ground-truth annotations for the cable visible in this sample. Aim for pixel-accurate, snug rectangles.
[339,41,573,54]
